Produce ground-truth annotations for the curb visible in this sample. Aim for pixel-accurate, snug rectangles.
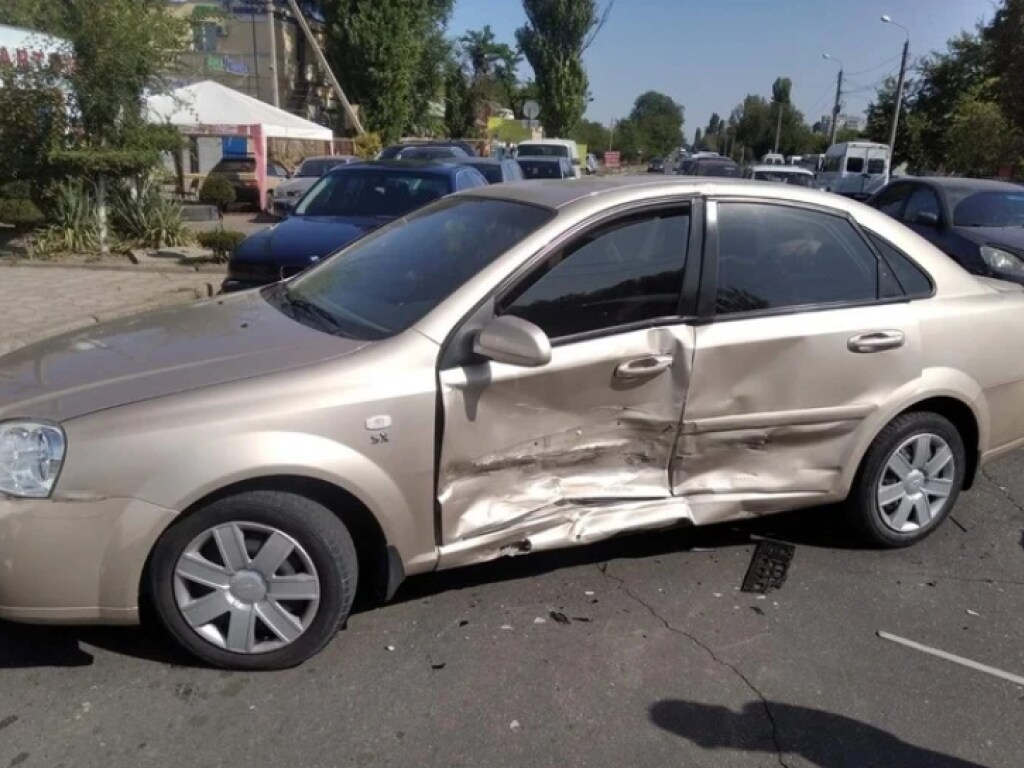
[0,286,211,356]
[0,260,226,275]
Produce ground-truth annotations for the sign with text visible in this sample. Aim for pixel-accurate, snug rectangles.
[604,151,621,169]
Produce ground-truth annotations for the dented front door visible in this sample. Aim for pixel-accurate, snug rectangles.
[436,206,696,565]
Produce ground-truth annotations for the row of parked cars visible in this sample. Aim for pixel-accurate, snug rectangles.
[222,142,580,293]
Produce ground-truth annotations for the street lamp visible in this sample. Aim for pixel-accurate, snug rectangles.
[881,14,911,159]
[822,53,843,146]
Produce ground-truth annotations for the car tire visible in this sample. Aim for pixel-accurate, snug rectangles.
[845,412,966,548]
[148,491,358,670]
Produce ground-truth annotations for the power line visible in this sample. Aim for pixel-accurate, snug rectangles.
[845,53,902,77]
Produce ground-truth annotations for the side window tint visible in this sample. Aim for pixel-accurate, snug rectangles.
[867,232,933,298]
[500,210,690,338]
[903,187,941,223]
[875,185,909,217]
[715,203,880,314]
[846,156,865,173]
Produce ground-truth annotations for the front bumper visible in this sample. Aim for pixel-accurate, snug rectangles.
[0,495,178,625]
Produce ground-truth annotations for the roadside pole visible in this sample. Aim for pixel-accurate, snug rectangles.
[888,37,909,155]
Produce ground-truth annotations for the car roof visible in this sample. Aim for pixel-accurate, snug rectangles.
[908,176,1023,192]
[454,157,503,165]
[516,156,565,163]
[299,155,351,162]
[327,159,465,176]
[749,164,813,174]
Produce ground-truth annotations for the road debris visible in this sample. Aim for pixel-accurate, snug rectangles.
[741,540,796,594]
[509,720,522,731]
[549,611,571,625]
[533,617,547,624]
[385,645,396,652]
[431,662,446,670]
[877,631,1024,687]
[966,609,980,616]
[500,624,513,631]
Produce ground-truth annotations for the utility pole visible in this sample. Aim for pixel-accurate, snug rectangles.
[887,36,909,155]
[284,0,365,134]
[267,0,280,108]
[829,68,843,146]
[774,104,783,154]
[249,5,260,99]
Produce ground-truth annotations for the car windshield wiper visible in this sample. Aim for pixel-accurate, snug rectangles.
[283,292,349,336]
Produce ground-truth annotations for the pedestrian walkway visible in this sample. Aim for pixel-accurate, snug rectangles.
[0,266,216,355]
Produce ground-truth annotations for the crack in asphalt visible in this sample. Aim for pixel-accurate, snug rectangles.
[597,562,791,768]
[982,468,1024,518]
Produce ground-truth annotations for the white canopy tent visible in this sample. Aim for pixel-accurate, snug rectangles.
[146,80,333,141]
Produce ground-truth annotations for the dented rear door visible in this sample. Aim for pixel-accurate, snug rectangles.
[437,205,699,565]
[674,200,922,521]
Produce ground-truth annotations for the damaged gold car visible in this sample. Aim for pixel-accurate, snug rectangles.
[3,177,1024,669]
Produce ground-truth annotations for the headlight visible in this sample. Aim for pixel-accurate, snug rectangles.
[980,245,1024,276]
[0,422,66,498]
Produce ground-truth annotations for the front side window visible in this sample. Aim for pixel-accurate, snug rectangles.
[823,155,841,173]
[280,198,553,340]
[295,170,452,218]
[499,209,691,338]
[873,184,910,217]
[715,203,881,315]
[903,187,941,224]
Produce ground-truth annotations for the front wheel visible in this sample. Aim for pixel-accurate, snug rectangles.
[846,412,966,548]
[148,491,358,670]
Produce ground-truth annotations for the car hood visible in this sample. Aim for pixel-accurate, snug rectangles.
[0,291,369,423]
[955,226,1024,253]
[233,215,390,266]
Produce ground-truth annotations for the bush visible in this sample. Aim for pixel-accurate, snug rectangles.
[111,178,193,249]
[197,229,246,263]
[354,132,383,160]
[0,198,45,230]
[0,181,32,200]
[34,179,99,254]
[199,175,236,210]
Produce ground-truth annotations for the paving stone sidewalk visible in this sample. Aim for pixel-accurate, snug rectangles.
[0,265,217,355]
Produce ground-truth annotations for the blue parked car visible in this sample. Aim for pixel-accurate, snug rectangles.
[223,160,488,292]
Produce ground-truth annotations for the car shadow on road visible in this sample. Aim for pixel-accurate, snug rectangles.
[649,698,988,768]
[0,506,860,669]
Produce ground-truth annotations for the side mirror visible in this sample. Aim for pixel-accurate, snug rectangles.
[473,315,551,368]
[914,211,939,227]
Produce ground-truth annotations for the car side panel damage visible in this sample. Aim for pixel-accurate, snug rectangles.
[437,326,695,568]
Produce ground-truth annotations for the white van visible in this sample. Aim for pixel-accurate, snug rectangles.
[761,153,785,166]
[517,139,583,178]
[817,142,890,200]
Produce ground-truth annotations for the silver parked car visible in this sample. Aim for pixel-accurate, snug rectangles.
[3,177,1024,669]
[271,155,359,215]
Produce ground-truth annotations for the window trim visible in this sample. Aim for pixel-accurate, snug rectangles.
[702,197,919,324]
[495,202,697,346]
[438,196,702,369]
[860,228,936,300]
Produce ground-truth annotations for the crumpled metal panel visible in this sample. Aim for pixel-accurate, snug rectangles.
[438,326,694,565]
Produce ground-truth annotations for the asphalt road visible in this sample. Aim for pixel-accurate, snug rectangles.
[2,453,1022,768]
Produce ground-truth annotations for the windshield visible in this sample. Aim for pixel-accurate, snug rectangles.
[296,159,347,177]
[519,144,570,158]
[753,170,815,187]
[294,169,452,218]
[519,160,563,179]
[396,146,466,159]
[953,190,1024,227]
[275,198,553,340]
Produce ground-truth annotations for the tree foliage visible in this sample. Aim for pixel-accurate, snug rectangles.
[323,0,454,143]
[570,119,611,153]
[516,0,609,137]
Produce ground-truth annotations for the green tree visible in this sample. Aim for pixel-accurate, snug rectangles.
[570,119,611,153]
[771,76,792,154]
[865,76,915,163]
[984,0,1024,135]
[323,0,454,143]
[0,58,67,186]
[516,0,610,137]
[945,88,1020,176]
[408,27,452,135]
[444,60,477,138]
[626,91,683,158]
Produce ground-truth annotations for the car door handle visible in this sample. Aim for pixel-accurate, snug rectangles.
[614,354,675,379]
[848,330,905,354]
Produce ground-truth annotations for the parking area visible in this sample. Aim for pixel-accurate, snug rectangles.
[2,451,1021,767]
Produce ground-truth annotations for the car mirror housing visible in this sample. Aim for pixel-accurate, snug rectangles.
[473,315,552,368]
[915,211,939,227]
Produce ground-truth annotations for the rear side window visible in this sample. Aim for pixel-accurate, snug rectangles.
[867,158,886,174]
[846,156,865,173]
[499,209,691,338]
[715,203,881,314]
[866,232,933,298]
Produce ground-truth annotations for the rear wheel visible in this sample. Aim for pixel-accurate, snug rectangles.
[846,412,965,548]
[149,491,358,670]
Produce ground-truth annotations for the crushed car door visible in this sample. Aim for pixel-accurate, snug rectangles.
[437,205,700,566]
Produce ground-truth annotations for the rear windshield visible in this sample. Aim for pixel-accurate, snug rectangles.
[296,158,349,177]
[695,161,741,178]
[295,170,452,218]
[396,146,466,159]
[753,170,815,187]
[277,199,554,339]
[519,160,564,179]
[519,144,570,159]
[212,158,255,173]
[467,163,504,183]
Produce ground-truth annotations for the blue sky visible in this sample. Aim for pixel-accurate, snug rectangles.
[448,0,994,140]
